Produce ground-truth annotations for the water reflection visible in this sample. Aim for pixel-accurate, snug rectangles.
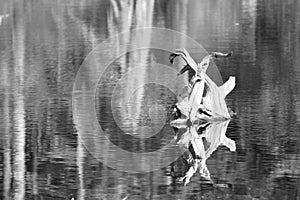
[0,0,300,199]
[171,120,235,185]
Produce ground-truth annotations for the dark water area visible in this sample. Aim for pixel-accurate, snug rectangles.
[0,0,300,199]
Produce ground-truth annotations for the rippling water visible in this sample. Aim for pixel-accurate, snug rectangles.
[0,0,300,199]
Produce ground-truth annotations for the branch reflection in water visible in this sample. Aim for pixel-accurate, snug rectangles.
[171,119,235,185]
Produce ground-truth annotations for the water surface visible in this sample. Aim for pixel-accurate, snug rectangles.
[0,0,300,199]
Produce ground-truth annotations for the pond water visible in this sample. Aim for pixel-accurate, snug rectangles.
[0,0,300,199]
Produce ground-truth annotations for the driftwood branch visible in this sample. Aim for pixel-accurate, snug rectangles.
[169,49,232,75]
[169,48,198,73]
[170,48,236,185]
